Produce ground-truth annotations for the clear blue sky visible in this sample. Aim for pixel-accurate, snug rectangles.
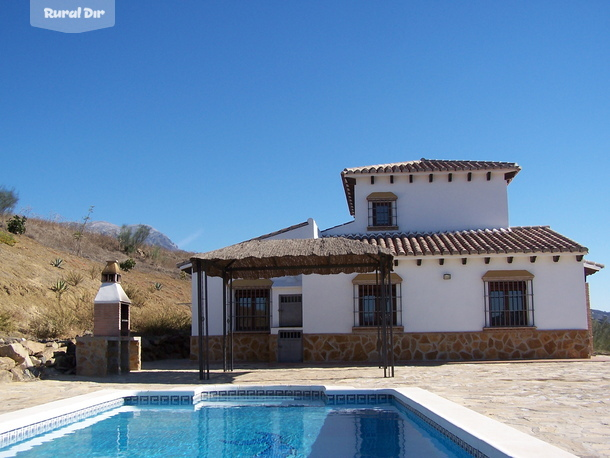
[0,1,608,310]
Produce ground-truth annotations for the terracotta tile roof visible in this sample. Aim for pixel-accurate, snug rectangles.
[342,158,521,175]
[325,226,588,257]
[341,158,521,216]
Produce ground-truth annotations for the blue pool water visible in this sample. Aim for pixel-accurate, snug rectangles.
[0,398,474,457]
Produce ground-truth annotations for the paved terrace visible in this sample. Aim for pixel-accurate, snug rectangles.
[1,358,609,457]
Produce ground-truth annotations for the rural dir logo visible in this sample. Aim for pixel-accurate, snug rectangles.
[30,0,115,33]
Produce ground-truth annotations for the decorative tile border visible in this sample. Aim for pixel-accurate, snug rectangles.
[392,398,486,458]
[326,393,391,405]
[197,388,325,402]
[124,395,193,406]
[0,398,123,449]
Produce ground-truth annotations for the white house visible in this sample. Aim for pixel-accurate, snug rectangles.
[183,159,602,363]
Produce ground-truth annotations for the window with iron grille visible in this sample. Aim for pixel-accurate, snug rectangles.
[367,192,398,230]
[279,294,302,327]
[484,279,534,327]
[368,201,397,228]
[354,283,401,327]
[234,288,270,332]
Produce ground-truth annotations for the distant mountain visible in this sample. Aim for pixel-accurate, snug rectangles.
[592,309,610,322]
[87,221,180,251]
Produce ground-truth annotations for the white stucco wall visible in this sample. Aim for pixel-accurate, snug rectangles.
[270,277,302,332]
[262,218,319,240]
[192,253,588,337]
[293,253,588,334]
[526,255,588,330]
[399,253,588,332]
[301,273,355,334]
[331,171,510,234]
[398,257,484,332]
[191,272,225,336]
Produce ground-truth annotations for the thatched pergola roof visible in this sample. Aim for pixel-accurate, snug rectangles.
[190,237,393,279]
[190,237,396,379]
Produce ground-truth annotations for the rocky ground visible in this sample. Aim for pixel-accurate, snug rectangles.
[0,337,75,382]
[0,334,190,382]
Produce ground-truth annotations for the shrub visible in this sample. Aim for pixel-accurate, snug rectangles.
[122,284,148,308]
[0,231,16,246]
[7,215,26,234]
[118,225,151,254]
[50,258,64,268]
[65,270,85,287]
[593,318,610,354]
[31,289,94,339]
[120,258,136,271]
[30,300,73,339]
[132,307,191,336]
[0,308,15,333]
[89,265,102,280]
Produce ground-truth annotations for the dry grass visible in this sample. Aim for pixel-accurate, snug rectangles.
[0,217,193,339]
[24,218,193,278]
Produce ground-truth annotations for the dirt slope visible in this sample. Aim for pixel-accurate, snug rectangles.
[0,222,192,338]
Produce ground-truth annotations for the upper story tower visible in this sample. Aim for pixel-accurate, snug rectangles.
[327,158,521,235]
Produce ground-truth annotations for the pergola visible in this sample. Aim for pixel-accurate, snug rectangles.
[190,237,395,380]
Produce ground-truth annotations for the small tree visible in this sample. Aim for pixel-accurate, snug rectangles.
[118,224,151,254]
[73,205,94,256]
[0,186,18,227]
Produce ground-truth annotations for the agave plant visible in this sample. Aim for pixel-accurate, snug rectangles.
[50,258,64,268]
[50,279,68,294]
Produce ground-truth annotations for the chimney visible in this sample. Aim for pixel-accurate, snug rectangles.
[76,261,141,376]
[94,261,131,337]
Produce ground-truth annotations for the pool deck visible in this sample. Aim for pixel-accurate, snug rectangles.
[1,357,609,457]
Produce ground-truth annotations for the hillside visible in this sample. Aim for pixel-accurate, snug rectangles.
[592,309,610,322]
[86,221,180,251]
[0,218,193,339]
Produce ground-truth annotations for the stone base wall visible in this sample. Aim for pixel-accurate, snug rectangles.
[306,329,591,362]
[190,334,271,362]
[191,329,591,363]
[76,336,141,376]
[129,339,142,371]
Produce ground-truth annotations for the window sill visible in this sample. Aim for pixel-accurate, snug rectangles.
[352,326,404,333]
[233,330,271,334]
[367,226,398,232]
[483,326,537,331]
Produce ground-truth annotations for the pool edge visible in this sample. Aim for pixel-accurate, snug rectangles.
[0,385,576,457]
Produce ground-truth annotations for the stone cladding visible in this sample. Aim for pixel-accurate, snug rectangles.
[76,336,141,376]
[191,328,591,362]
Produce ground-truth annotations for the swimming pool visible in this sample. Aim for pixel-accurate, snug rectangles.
[0,386,575,457]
